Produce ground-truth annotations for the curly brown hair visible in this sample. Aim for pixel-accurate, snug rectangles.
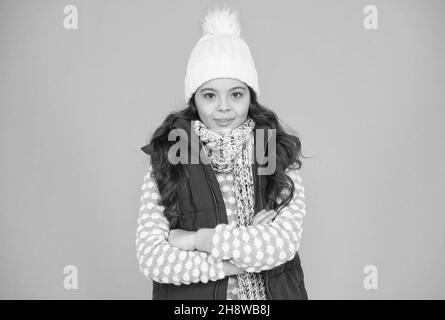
[142,87,308,228]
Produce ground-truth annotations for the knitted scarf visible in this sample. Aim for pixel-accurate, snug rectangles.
[191,117,267,300]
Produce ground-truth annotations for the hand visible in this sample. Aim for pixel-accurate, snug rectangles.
[168,229,197,251]
[252,209,277,226]
[224,262,245,276]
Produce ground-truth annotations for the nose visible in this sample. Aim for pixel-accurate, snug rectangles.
[217,97,231,112]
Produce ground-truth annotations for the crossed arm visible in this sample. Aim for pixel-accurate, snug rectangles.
[136,157,244,286]
[135,156,307,285]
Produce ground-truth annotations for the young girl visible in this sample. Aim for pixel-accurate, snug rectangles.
[136,6,308,300]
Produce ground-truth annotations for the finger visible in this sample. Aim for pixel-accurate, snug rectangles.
[256,209,267,216]
[253,209,270,221]
[260,211,278,224]
[252,209,267,224]
[257,209,274,217]
[261,213,276,223]
[270,210,278,220]
[253,210,275,225]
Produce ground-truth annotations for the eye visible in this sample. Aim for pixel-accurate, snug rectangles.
[203,93,215,99]
[232,91,243,98]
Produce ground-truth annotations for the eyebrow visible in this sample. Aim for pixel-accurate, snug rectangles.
[198,86,247,93]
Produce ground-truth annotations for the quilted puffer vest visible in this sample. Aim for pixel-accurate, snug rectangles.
[141,118,308,300]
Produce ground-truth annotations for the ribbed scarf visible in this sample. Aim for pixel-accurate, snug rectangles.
[191,117,267,300]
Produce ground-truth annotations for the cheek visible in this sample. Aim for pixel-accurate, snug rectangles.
[195,101,214,118]
[235,99,250,114]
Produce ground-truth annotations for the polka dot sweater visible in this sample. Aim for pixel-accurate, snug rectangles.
[136,155,307,299]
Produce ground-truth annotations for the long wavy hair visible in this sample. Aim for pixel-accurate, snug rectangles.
[144,87,308,228]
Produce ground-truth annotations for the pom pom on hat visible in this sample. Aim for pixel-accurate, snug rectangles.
[184,6,260,103]
[201,6,241,37]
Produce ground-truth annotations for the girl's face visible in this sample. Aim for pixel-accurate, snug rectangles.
[194,78,251,131]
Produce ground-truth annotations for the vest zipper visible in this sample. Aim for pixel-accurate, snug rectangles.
[203,166,220,300]
[205,169,220,225]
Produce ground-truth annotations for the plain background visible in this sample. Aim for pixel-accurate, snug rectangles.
[1,0,444,299]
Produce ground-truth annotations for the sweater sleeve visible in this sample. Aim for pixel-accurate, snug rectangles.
[195,166,307,273]
[136,156,240,285]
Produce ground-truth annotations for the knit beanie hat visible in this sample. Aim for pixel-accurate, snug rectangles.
[184,6,260,103]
